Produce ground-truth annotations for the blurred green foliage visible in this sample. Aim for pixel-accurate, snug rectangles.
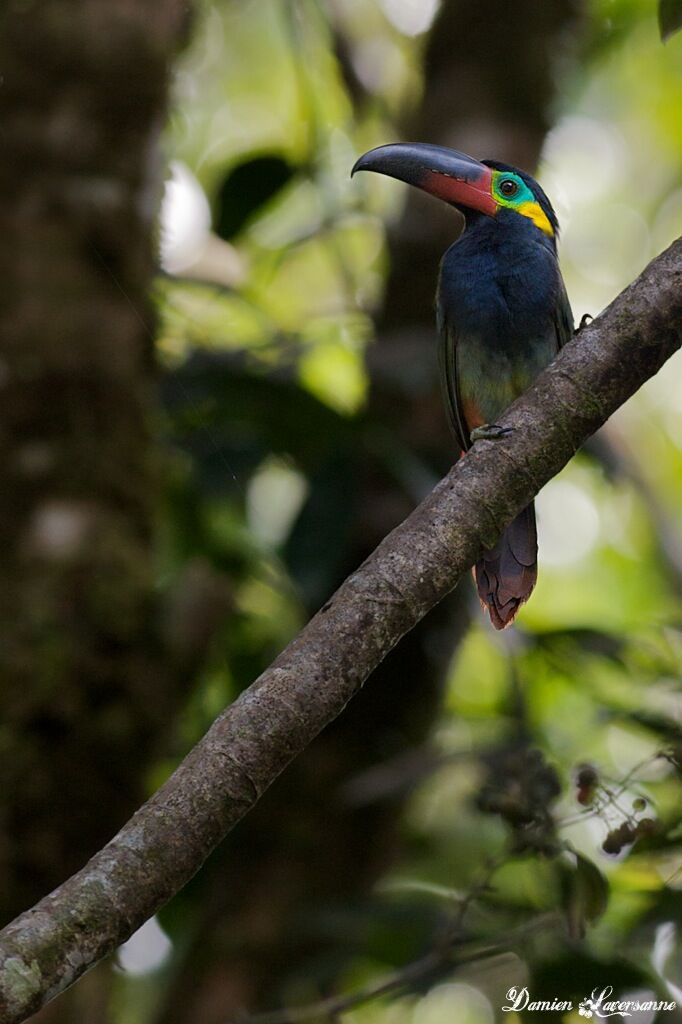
[116,0,682,1020]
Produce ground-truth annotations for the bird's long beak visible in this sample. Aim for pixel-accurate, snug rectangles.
[352,143,496,217]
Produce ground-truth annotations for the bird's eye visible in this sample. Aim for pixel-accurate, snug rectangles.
[499,178,519,198]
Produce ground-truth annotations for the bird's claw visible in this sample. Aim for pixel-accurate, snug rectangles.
[470,423,513,443]
[576,313,593,333]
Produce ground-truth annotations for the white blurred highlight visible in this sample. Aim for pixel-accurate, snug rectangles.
[653,922,682,1003]
[353,37,409,93]
[117,916,172,976]
[652,188,682,252]
[160,160,211,274]
[563,202,650,288]
[542,116,627,209]
[28,501,91,559]
[247,459,309,547]
[412,982,494,1024]
[617,991,660,1024]
[378,0,440,36]
[536,479,600,567]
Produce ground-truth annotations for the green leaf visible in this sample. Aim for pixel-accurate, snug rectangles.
[576,853,610,922]
[659,0,682,41]
[559,852,610,939]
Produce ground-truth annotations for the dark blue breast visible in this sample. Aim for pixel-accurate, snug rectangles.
[436,212,563,428]
[437,213,560,350]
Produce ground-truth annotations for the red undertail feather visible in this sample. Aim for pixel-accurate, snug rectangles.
[474,504,538,630]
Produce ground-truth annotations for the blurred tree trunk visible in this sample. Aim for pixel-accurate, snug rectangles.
[153,2,583,1021]
[0,0,190,1014]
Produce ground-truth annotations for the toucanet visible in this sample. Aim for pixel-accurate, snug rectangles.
[353,143,574,629]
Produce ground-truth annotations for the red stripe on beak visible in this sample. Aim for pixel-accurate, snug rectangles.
[352,144,497,218]
[421,166,496,216]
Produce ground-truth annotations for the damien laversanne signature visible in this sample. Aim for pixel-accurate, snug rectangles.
[502,985,678,1018]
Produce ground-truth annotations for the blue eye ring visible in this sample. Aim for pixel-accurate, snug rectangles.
[499,178,519,198]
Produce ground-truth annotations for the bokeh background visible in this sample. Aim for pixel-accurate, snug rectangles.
[4,0,682,1022]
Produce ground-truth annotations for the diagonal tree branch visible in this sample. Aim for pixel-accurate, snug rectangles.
[0,239,681,1023]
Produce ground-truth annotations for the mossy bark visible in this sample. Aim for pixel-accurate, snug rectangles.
[0,0,189,927]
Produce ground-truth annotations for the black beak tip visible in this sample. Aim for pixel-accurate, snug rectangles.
[350,143,431,183]
[350,154,367,178]
[351,146,397,178]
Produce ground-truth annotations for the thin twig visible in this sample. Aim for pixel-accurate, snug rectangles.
[232,914,560,1024]
[559,752,663,828]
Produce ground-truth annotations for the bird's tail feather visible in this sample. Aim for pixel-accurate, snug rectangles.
[474,503,537,630]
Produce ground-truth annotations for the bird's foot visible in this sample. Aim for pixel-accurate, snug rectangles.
[470,423,513,443]
[576,312,593,333]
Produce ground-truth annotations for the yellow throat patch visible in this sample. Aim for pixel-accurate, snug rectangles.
[516,200,554,237]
